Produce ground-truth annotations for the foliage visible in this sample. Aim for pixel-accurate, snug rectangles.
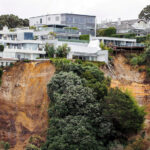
[139,5,150,21]
[43,59,145,150]
[49,32,56,38]
[111,33,136,39]
[26,144,40,150]
[45,43,55,58]
[0,44,4,52]
[64,27,78,30]
[29,26,36,30]
[97,27,116,37]
[0,14,29,29]
[104,88,145,136]
[136,36,147,43]
[0,141,10,150]
[79,34,90,41]
[56,44,70,58]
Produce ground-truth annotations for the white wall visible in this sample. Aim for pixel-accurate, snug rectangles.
[29,14,61,26]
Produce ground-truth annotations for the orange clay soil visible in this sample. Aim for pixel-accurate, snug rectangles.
[0,61,55,150]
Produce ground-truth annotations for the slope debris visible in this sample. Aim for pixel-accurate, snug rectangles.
[0,61,55,150]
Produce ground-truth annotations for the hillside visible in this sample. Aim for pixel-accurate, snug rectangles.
[101,54,150,134]
[0,61,55,149]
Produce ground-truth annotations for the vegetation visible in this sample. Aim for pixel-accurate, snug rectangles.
[111,33,136,39]
[0,141,10,150]
[29,26,36,30]
[55,44,70,58]
[139,5,150,21]
[79,34,90,41]
[45,43,55,58]
[0,45,4,52]
[0,14,29,29]
[97,27,116,37]
[42,59,145,150]
[64,27,78,30]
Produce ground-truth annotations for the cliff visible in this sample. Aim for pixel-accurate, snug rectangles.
[0,61,55,150]
[101,54,150,135]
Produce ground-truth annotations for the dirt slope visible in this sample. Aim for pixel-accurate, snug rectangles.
[0,61,55,150]
[101,54,150,134]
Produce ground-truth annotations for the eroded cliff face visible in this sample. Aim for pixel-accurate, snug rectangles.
[101,54,150,134]
[0,61,55,150]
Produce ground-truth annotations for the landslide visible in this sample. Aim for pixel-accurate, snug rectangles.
[101,54,150,134]
[0,61,55,150]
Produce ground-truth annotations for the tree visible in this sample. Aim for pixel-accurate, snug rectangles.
[0,45,4,52]
[103,88,146,136]
[56,44,70,58]
[139,5,150,21]
[0,14,29,30]
[97,27,116,37]
[45,43,55,58]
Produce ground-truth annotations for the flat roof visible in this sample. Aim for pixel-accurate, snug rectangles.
[91,36,136,42]
[30,13,96,19]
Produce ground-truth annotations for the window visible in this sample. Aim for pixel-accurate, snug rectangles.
[24,33,33,40]
[48,17,51,21]
[40,18,42,24]
[56,16,59,21]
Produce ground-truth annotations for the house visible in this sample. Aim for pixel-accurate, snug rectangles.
[97,18,150,36]
[29,13,96,36]
[90,36,145,51]
[34,26,80,41]
[0,26,46,66]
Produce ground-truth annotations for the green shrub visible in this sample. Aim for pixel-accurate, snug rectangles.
[45,43,55,58]
[104,88,146,136]
[136,36,147,43]
[97,27,116,37]
[0,45,4,52]
[0,141,10,150]
[79,34,89,41]
[56,44,70,58]
[26,144,40,150]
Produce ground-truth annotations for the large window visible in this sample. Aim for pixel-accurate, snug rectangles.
[24,32,33,40]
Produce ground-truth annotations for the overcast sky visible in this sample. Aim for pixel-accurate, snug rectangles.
[0,0,149,23]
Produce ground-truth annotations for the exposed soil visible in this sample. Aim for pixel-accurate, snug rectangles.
[0,61,55,150]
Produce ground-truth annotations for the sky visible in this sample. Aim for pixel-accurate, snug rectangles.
[0,0,149,23]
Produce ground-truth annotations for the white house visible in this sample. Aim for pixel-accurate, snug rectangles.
[55,40,108,63]
[0,26,46,66]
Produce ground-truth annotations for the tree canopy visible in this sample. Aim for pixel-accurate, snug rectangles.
[0,14,29,30]
[139,5,150,21]
[97,27,116,37]
[42,59,146,150]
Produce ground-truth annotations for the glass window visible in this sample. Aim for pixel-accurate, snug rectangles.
[24,32,33,40]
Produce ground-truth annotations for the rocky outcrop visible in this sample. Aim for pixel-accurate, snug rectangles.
[0,61,55,150]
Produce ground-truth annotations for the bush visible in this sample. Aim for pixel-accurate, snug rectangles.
[56,44,70,58]
[79,34,89,41]
[0,141,10,150]
[0,68,3,85]
[104,88,146,136]
[97,27,116,37]
[0,45,4,52]
[43,59,146,150]
[45,43,55,58]
[111,33,136,39]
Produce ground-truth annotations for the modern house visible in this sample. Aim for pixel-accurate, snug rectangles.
[29,13,96,36]
[34,26,80,41]
[0,26,46,66]
[91,36,145,51]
